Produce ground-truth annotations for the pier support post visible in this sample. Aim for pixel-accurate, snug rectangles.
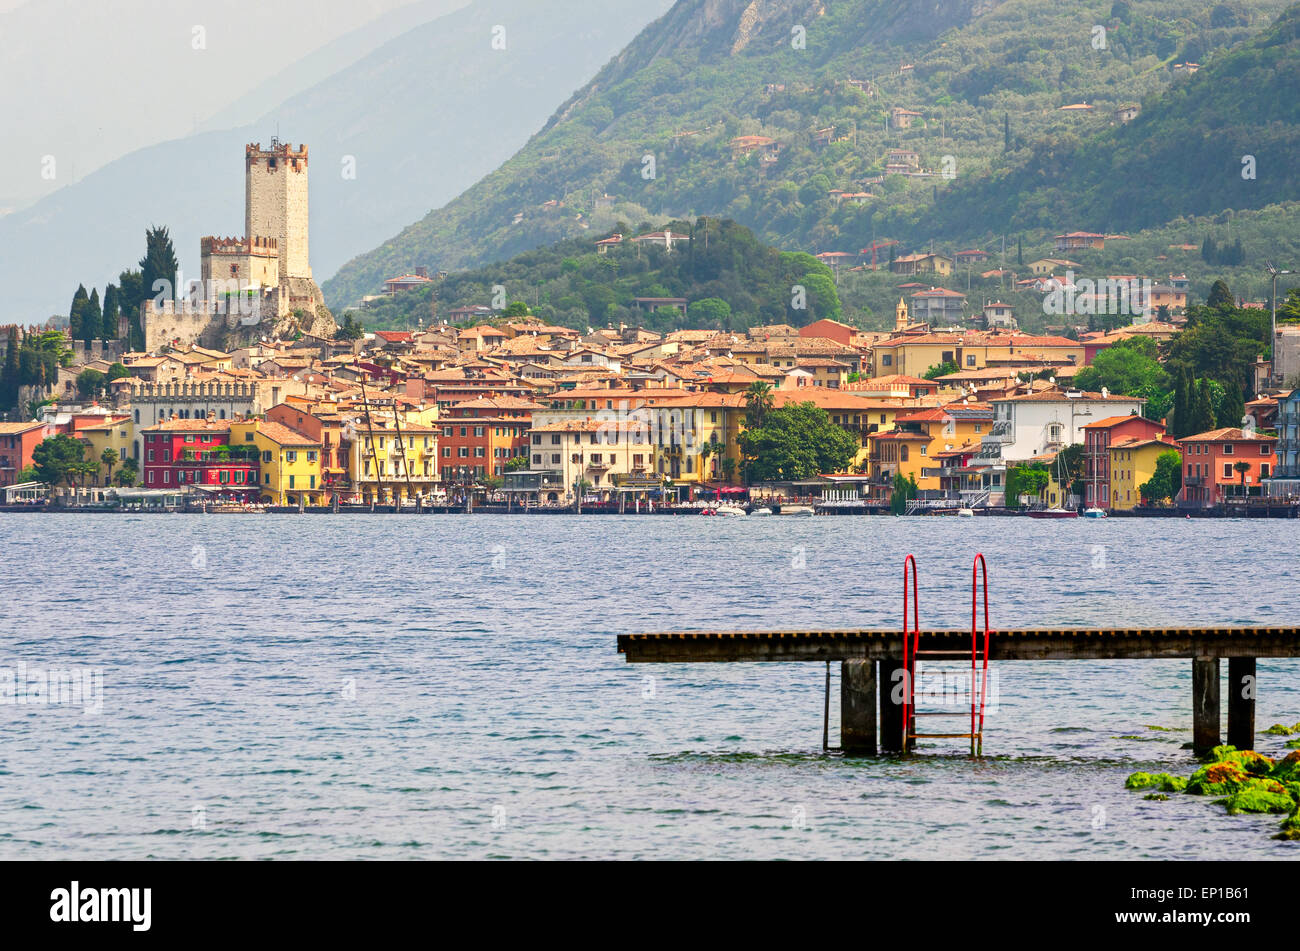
[840,660,877,755]
[1192,657,1221,753]
[1227,657,1256,751]
[879,658,905,753]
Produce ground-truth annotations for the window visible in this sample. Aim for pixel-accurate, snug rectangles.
[444,427,453,437]
[882,354,893,367]
[1224,464,1233,479]
[551,454,561,464]
[474,448,484,458]
[474,427,484,437]
[459,447,468,458]
[460,427,467,437]
[1262,464,1271,478]
[307,451,316,462]
[442,447,451,458]
[1261,444,1271,456]
[966,355,976,367]
[1223,443,1233,455]
[533,455,542,466]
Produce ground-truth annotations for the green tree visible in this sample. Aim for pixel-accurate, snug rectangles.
[140,225,179,306]
[1005,462,1049,509]
[1190,377,1217,435]
[83,288,102,348]
[116,458,139,487]
[743,381,774,430]
[1073,337,1169,397]
[32,434,91,488]
[796,271,841,324]
[1205,279,1234,310]
[1216,382,1245,430]
[69,284,89,343]
[738,401,857,482]
[1232,459,1251,497]
[687,297,731,329]
[100,447,118,485]
[924,360,959,380]
[890,472,919,515]
[500,301,530,318]
[0,326,19,409]
[76,369,108,399]
[101,284,120,340]
[1138,449,1183,505]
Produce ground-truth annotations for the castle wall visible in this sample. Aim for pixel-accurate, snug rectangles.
[201,236,279,290]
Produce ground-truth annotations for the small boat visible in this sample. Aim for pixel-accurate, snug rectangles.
[780,505,815,517]
[714,502,747,517]
[748,506,773,516]
[956,507,976,518]
[1028,508,1078,519]
[1082,507,1108,519]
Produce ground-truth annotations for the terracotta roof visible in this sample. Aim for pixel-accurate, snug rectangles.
[1179,428,1276,442]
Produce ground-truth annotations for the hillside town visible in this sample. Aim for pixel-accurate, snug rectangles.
[0,287,1294,516]
[2,139,1294,517]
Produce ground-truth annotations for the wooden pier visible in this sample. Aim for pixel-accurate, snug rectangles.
[617,627,1300,755]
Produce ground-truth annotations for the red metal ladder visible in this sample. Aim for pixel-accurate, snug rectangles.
[901,554,992,755]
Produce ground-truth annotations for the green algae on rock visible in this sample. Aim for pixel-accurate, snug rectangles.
[1264,724,1295,736]
[1271,750,1300,783]
[1217,788,1296,814]
[1125,771,1187,792]
[1143,793,1170,801]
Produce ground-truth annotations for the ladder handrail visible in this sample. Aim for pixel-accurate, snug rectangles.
[971,552,991,755]
[901,554,919,752]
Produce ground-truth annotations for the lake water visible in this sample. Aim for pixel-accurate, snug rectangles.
[1,513,1298,860]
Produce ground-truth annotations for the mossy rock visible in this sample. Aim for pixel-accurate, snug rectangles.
[1285,738,1300,749]
[1271,750,1300,783]
[1264,724,1295,736]
[1217,788,1296,815]
[1207,745,1274,775]
[1272,810,1300,840]
[1143,793,1170,801]
[1187,761,1252,796]
[1125,771,1188,792]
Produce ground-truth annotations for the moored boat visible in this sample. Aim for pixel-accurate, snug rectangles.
[1028,508,1078,519]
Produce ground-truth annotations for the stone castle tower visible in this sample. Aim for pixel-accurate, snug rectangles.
[146,139,336,352]
[245,140,311,282]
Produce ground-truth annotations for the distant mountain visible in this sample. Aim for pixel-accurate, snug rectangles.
[0,0,673,321]
[324,0,1294,309]
[917,2,1300,239]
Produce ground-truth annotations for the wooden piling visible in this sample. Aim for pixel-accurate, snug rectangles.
[840,660,876,755]
[879,658,905,753]
[1226,656,1256,751]
[1192,657,1221,753]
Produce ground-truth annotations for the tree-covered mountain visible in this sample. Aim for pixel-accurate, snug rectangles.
[325,0,1294,309]
[920,1,1300,238]
[360,217,842,333]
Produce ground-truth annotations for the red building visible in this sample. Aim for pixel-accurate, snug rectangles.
[141,418,260,500]
[439,396,544,483]
[0,421,48,486]
[1082,414,1168,510]
[1178,427,1277,505]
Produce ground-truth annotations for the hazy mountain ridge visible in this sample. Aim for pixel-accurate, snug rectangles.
[0,0,672,321]
[324,0,1288,309]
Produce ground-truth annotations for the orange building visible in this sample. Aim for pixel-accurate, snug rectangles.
[1081,414,1168,510]
[440,395,544,482]
[1178,428,1277,504]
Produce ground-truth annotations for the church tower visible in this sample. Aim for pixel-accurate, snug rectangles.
[245,139,311,282]
[895,297,910,331]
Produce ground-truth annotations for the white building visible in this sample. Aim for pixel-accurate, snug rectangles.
[970,389,1145,504]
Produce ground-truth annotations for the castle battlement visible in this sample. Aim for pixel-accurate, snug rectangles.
[131,380,257,400]
[246,140,308,167]
[201,235,278,256]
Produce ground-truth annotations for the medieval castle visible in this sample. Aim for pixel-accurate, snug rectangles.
[142,140,336,352]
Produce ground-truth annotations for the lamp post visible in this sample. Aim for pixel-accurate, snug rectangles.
[1266,262,1294,388]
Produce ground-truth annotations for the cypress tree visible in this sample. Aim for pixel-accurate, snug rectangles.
[1217,381,1245,430]
[84,288,101,348]
[1,326,19,409]
[1193,378,1217,434]
[1171,367,1186,437]
[69,284,89,343]
[140,225,179,305]
[101,284,120,340]
[1206,279,1233,310]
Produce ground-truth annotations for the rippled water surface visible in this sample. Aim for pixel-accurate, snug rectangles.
[1,513,1298,859]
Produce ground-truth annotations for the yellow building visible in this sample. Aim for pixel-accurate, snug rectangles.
[76,415,135,486]
[230,418,324,506]
[530,417,658,501]
[1109,437,1179,510]
[348,414,441,504]
[885,403,994,490]
[647,391,746,485]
